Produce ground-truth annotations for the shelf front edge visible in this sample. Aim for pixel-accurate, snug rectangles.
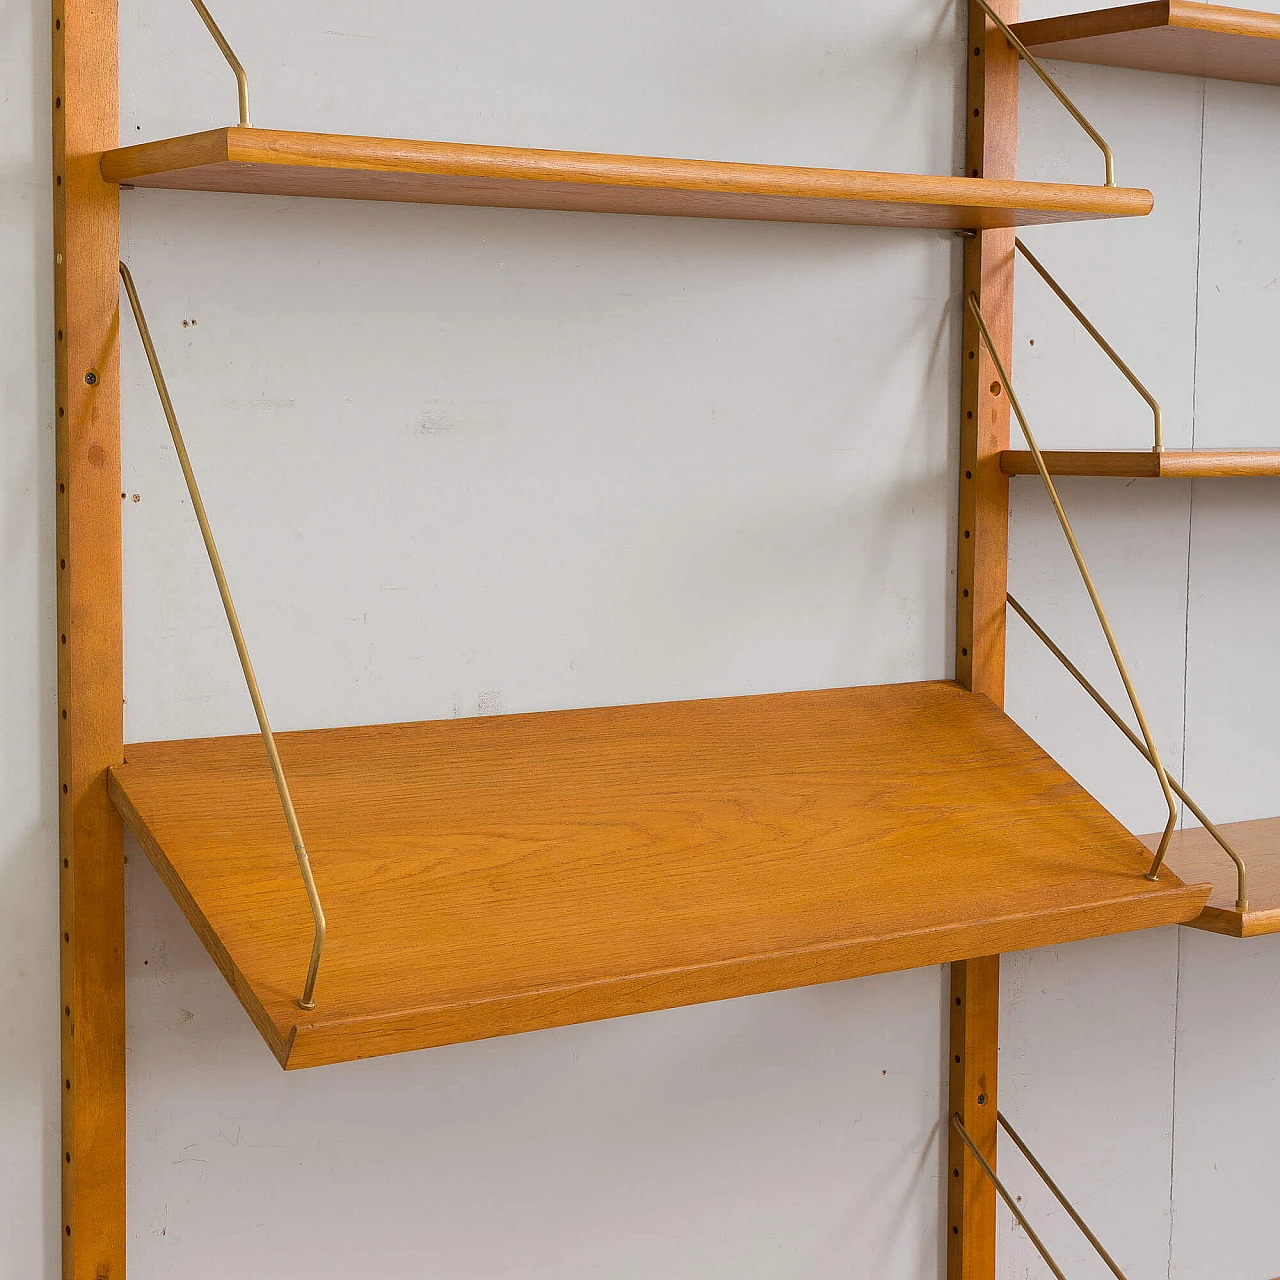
[281,877,1208,1070]
[100,128,1154,228]
[1001,449,1280,477]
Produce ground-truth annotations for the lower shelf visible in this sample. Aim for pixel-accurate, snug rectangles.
[1001,449,1280,478]
[108,680,1208,1069]
[1146,817,1280,937]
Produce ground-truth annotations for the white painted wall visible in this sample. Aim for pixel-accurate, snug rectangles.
[2,2,1277,1276]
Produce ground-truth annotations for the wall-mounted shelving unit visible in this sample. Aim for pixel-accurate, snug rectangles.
[57,0,1255,1275]
[1012,1,1280,84]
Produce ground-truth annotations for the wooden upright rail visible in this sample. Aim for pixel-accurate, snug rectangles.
[54,0,125,1277]
[950,2,1018,1276]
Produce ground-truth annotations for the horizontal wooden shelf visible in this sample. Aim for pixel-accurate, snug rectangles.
[98,127,1154,229]
[1144,817,1280,937]
[1000,449,1280,477]
[108,681,1207,1069]
[1013,2,1280,85]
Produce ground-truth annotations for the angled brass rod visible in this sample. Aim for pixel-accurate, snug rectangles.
[1015,238,1162,453]
[950,1115,1070,1280]
[188,0,251,127]
[968,292,1178,880]
[118,261,324,1011]
[972,0,1116,186]
[996,1112,1129,1280]
[1007,593,1248,910]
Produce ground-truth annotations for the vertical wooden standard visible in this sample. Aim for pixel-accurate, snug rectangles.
[54,0,125,1277]
[950,2,1017,1278]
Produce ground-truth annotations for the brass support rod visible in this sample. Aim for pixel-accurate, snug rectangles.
[973,0,1116,186]
[118,261,324,1010]
[968,292,1179,880]
[1015,238,1162,453]
[188,0,251,127]
[950,1115,1070,1280]
[996,1112,1129,1280]
[1007,593,1248,910]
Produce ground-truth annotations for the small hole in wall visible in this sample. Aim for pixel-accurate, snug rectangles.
[60,559,66,569]
[61,634,67,644]
[962,589,970,598]
[966,411,973,420]
[990,382,1002,396]
[953,1225,960,1235]
[64,933,69,942]
[971,169,979,177]
[59,482,65,492]
[65,1227,71,1237]
[954,1168,960,1177]
[961,648,969,657]
[63,858,69,868]
[62,708,67,718]
[58,407,64,418]
[56,97,62,108]
[56,175,62,186]
[64,1006,70,1017]
[954,1054,961,1063]
[965,470,973,479]
[66,1152,70,1163]
[955,997,962,1005]
[57,329,63,341]
[963,530,971,539]
[55,18,61,29]
[973,108,980,117]
[62,784,68,794]
[65,1079,70,1090]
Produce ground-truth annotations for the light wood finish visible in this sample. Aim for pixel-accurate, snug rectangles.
[98,127,1154,229]
[949,955,1001,1280]
[951,3,1021,1274]
[1013,2,1280,84]
[1001,448,1280,477]
[107,682,1208,1070]
[1143,818,1280,936]
[54,0,125,1276]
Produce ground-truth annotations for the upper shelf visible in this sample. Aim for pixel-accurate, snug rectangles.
[1001,448,1280,477]
[98,127,1154,229]
[1013,2,1280,85]
[1145,817,1280,936]
[108,680,1207,1070]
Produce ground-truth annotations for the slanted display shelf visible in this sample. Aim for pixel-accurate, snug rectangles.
[108,681,1208,1069]
[1012,2,1280,85]
[1145,817,1280,936]
[1001,448,1280,477]
[98,127,1153,229]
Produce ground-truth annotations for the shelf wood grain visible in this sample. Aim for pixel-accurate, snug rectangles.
[1144,817,1280,936]
[108,681,1208,1070]
[98,127,1154,228]
[1001,449,1280,477]
[1013,2,1280,84]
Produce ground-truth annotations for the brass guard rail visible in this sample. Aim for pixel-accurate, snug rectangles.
[119,261,325,1010]
[1015,238,1161,452]
[1007,593,1248,910]
[189,0,250,127]
[967,291,1178,879]
[952,1112,1130,1279]
[972,0,1116,187]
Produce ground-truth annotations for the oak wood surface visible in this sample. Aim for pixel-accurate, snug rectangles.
[98,128,1154,229]
[1000,449,1280,477]
[108,682,1207,1070]
[54,0,126,1275]
[1013,2,1280,84]
[950,5,1022,1274]
[1143,818,1280,936]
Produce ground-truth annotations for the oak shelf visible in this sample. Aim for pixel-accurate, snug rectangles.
[1013,2,1280,85]
[98,127,1155,229]
[107,680,1208,1070]
[1144,817,1280,936]
[1000,449,1280,477]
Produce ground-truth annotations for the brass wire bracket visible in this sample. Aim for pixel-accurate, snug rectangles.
[967,292,1178,880]
[189,0,251,127]
[118,261,325,1010]
[1007,593,1248,910]
[952,1112,1131,1280]
[972,0,1116,186]
[1015,238,1162,452]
